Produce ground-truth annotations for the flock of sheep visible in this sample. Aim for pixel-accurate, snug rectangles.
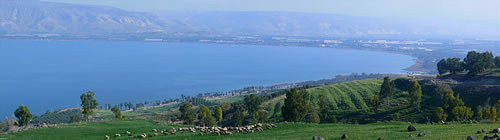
[105,123,277,139]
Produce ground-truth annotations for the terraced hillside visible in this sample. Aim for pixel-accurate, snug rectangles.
[32,109,82,124]
[260,78,440,123]
[307,79,383,111]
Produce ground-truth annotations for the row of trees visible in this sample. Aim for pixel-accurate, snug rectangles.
[437,51,500,75]
[179,98,246,127]
[177,77,427,125]
[9,91,121,127]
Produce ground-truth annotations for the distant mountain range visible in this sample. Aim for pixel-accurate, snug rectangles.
[1,0,499,39]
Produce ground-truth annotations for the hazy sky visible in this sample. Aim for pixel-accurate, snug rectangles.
[43,0,500,24]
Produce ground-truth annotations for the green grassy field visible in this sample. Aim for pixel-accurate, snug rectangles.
[1,119,499,140]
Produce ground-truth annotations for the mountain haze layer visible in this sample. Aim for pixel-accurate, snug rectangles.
[0,0,180,36]
[1,0,499,39]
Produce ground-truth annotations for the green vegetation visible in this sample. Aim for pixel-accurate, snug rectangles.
[244,94,262,122]
[33,109,82,124]
[179,103,195,125]
[282,88,309,122]
[69,115,82,123]
[215,106,223,123]
[189,97,217,106]
[438,51,497,76]
[495,56,500,68]
[80,91,99,119]
[3,119,500,140]
[317,94,335,123]
[111,106,124,119]
[464,51,495,75]
[409,80,422,111]
[199,105,217,127]
[379,77,395,98]
[14,106,32,126]
[367,95,381,111]
[451,106,474,121]
[437,58,464,74]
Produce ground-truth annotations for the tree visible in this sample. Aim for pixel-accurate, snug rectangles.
[308,107,320,124]
[111,105,124,119]
[464,51,495,75]
[232,107,245,126]
[282,88,309,122]
[204,115,217,127]
[69,115,81,123]
[379,77,395,98]
[221,102,231,111]
[476,105,484,120]
[179,103,195,125]
[409,81,422,111]
[451,106,474,121]
[434,107,447,121]
[437,59,449,75]
[439,88,464,111]
[492,106,498,122]
[446,58,464,74]
[484,105,492,120]
[367,95,381,112]
[215,106,223,123]
[14,105,32,126]
[318,94,332,123]
[80,91,99,119]
[255,110,269,123]
[244,94,262,120]
[199,105,216,126]
[495,56,500,68]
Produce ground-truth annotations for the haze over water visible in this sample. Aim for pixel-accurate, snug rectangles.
[0,40,414,117]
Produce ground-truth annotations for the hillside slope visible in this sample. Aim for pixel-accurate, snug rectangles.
[261,78,441,123]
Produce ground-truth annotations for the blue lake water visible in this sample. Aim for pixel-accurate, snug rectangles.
[0,40,414,117]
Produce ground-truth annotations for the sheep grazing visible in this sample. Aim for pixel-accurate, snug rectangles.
[266,124,271,129]
[115,134,121,137]
[152,129,158,132]
[163,131,170,135]
[170,128,176,134]
[148,134,153,137]
[257,123,263,127]
[126,131,131,135]
[105,135,110,139]
[256,127,263,131]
